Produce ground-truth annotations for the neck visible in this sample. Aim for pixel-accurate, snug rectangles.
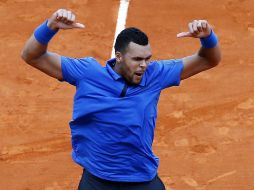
[112,61,123,76]
[112,61,133,85]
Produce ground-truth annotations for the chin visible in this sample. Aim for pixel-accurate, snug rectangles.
[127,76,141,85]
[131,79,141,85]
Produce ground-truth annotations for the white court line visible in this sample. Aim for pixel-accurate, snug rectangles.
[111,0,130,58]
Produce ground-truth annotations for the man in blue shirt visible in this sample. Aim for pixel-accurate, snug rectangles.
[21,9,221,190]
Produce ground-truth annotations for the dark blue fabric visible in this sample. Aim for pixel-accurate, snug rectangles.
[200,30,218,48]
[34,20,58,45]
[61,57,183,182]
[78,170,166,190]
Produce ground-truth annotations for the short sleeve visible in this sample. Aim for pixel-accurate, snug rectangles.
[60,56,94,86]
[157,59,184,89]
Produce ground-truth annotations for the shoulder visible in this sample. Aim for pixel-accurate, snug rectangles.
[61,56,98,65]
[60,56,101,85]
[144,59,184,88]
[146,59,183,76]
[61,56,101,73]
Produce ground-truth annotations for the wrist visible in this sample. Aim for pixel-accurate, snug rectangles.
[200,30,218,48]
[34,20,58,45]
[47,20,59,31]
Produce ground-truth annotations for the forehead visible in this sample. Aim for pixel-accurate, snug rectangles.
[125,42,152,57]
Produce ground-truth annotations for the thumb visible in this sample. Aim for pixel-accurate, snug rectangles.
[71,22,85,29]
[176,32,192,38]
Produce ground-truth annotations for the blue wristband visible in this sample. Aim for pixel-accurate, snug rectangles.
[200,30,218,48]
[34,20,58,45]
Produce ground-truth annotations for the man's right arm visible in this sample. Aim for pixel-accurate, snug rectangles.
[21,9,84,81]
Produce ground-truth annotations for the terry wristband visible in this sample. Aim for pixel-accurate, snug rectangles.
[34,20,58,45]
[200,30,218,48]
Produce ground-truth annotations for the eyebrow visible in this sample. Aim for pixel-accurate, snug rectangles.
[132,55,152,60]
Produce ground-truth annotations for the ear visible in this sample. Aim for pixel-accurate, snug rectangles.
[115,51,123,63]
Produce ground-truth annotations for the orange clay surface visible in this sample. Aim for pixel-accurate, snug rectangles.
[1,0,254,190]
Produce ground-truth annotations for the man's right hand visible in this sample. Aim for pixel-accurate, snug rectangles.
[47,9,85,31]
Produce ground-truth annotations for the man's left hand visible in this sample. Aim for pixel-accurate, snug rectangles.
[177,20,212,38]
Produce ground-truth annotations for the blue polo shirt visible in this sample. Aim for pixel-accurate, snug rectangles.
[61,56,183,182]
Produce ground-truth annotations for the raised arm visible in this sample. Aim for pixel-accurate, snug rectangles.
[177,20,221,80]
[21,9,84,80]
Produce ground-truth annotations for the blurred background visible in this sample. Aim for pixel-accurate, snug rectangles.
[0,0,254,189]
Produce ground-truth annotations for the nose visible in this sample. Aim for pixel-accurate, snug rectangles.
[139,60,147,68]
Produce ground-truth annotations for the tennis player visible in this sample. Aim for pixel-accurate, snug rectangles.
[21,9,221,190]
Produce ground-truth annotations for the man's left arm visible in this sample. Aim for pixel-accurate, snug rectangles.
[177,20,221,80]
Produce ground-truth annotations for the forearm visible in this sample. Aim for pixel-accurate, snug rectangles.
[180,21,222,80]
[197,29,221,66]
[21,20,58,63]
[20,9,84,80]
[198,44,221,66]
[21,35,48,63]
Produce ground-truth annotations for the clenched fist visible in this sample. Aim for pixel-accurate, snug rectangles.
[177,20,212,38]
[47,9,85,31]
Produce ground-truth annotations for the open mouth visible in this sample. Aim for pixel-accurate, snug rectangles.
[134,71,144,77]
[135,73,143,76]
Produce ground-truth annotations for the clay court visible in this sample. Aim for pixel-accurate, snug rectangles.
[1,0,254,189]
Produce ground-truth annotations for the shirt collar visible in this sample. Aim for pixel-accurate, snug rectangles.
[106,58,121,80]
[106,58,146,87]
